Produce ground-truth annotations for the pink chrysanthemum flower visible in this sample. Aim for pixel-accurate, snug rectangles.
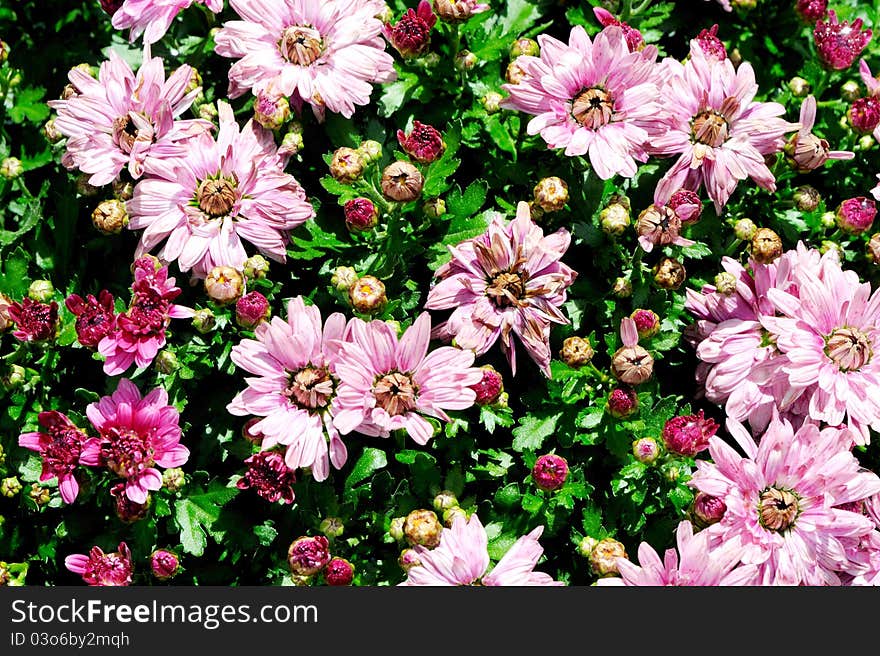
[65,542,133,586]
[18,412,101,504]
[227,296,350,480]
[786,95,854,172]
[112,0,224,44]
[332,312,483,445]
[215,0,396,120]
[762,249,880,444]
[424,202,577,377]
[690,417,880,585]
[98,259,193,376]
[128,101,314,278]
[65,290,117,348]
[597,520,758,586]
[651,43,798,213]
[814,10,872,71]
[500,25,662,180]
[400,514,564,586]
[48,46,211,186]
[86,378,189,504]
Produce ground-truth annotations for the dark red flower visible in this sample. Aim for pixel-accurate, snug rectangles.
[383,0,437,58]
[65,290,116,348]
[397,120,446,163]
[8,297,58,342]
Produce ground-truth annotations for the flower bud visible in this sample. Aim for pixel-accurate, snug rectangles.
[111,482,150,523]
[27,280,54,303]
[403,509,442,548]
[821,211,836,228]
[632,437,661,464]
[442,506,468,527]
[423,197,446,218]
[357,139,383,164]
[381,161,424,202]
[836,196,877,234]
[611,277,632,298]
[198,102,219,122]
[481,92,503,114]
[287,536,331,577]
[154,350,179,374]
[560,336,594,368]
[0,157,23,179]
[91,198,129,235]
[28,483,51,507]
[433,490,459,513]
[630,309,660,339]
[692,492,727,528]
[319,517,345,539]
[653,257,686,291]
[253,91,290,130]
[385,1,437,58]
[505,58,528,85]
[590,538,627,577]
[329,147,365,184]
[847,97,880,135]
[578,536,599,558]
[191,308,216,334]
[733,217,758,241]
[235,291,270,329]
[788,76,811,97]
[533,176,569,213]
[398,122,446,164]
[841,79,861,102]
[510,37,540,58]
[278,129,304,157]
[607,386,638,418]
[750,228,784,264]
[611,344,654,385]
[331,266,358,293]
[532,454,569,492]
[348,275,387,314]
[820,239,843,257]
[667,189,703,225]
[42,119,63,144]
[150,550,180,581]
[204,266,244,304]
[662,410,719,457]
[162,467,186,493]
[398,548,422,572]
[344,197,379,232]
[1,477,21,498]
[1,364,25,391]
[0,39,8,63]
[793,185,821,212]
[389,516,406,542]
[324,557,355,586]
[867,233,880,265]
[859,134,876,150]
[243,255,270,281]
[714,271,738,295]
[470,365,503,405]
[454,50,478,71]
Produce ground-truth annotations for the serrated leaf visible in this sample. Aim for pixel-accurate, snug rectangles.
[0,246,31,297]
[174,485,240,556]
[254,522,278,546]
[447,180,488,218]
[511,412,562,452]
[576,406,604,430]
[345,447,388,488]
[485,114,517,158]
[9,87,50,124]
[378,72,419,117]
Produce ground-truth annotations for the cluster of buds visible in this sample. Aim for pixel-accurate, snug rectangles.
[432,491,468,527]
[506,37,538,85]
[287,535,355,586]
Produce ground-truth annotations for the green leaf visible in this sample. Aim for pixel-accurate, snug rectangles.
[0,246,31,297]
[345,447,388,488]
[485,114,517,159]
[9,87,50,124]
[576,406,604,430]
[511,412,563,452]
[254,521,278,547]
[173,485,240,556]
[422,124,462,197]
[377,72,419,117]
[446,179,488,218]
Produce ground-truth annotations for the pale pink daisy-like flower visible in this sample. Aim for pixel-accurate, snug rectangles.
[127,101,315,278]
[332,312,483,446]
[651,43,798,213]
[65,542,133,586]
[87,378,189,504]
[690,417,880,585]
[785,95,854,172]
[424,202,577,377]
[500,25,662,180]
[597,520,758,586]
[214,0,396,120]
[399,514,564,586]
[763,249,880,444]
[18,412,102,504]
[48,46,211,186]
[227,296,350,480]
[112,0,224,44]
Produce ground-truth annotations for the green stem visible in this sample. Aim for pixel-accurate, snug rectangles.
[631,0,654,16]
[619,0,634,21]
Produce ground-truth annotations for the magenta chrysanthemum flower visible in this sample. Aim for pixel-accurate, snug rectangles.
[694,24,726,61]
[814,10,872,71]
[98,259,193,376]
[215,0,396,120]
[397,120,445,163]
[852,60,880,140]
[424,202,577,377]
[236,451,297,504]
[227,296,350,480]
[651,43,798,213]
[400,514,563,586]
[690,417,880,585]
[128,101,314,278]
[65,542,133,586]
[383,1,437,59]
[8,297,58,343]
[597,520,757,586]
[65,290,117,348]
[786,95,854,172]
[86,378,189,504]
[332,312,482,445]
[18,412,101,504]
[48,46,211,186]
[112,0,224,44]
[796,0,827,23]
[662,410,718,457]
[762,250,880,444]
[500,25,662,179]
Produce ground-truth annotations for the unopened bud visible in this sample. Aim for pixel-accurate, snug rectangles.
[204,266,244,304]
[398,548,422,572]
[560,336,594,368]
[150,550,181,581]
[162,467,185,493]
[344,197,379,232]
[235,291,271,329]
[243,255,270,281]
[1,364,25,391]
[442,506,468,527]
[433,491,459,513]
[470,365,503,405]
[611,277,632,298]
[733,218,757,241]
[356,140,382,165]
[632,437,661,464]
[750,228,784,264]
[389,516,406,542]
[481,92,503,114]
[590,537,628,577]
[607,386,638,418]
[191,308,216,334]
[454,50,478,71]
[714,271,738,295]
[1,477,22,498]
[28,483,51,507]
[331,266,358,292]
[423,197,446,218]
[42,119,63,144]
[532,454,569,492]
[600,202,631,236]
[0,39,8,64]
[198,102,218,122]
[867,233,880,265]
[505,58,528,85]
[75,174,100,197]
[329,147,365,184]
[381,161,424,202]
[793,185,821,212]
[533,176,569,213]
[653,257,686,290]
[611,344,654,385]
[278,128,304,157]
[112,179,134,201]
[692,492,727,528]
[578,536,599,558]
[510,37,540,58]
[253,91,290,130]
[0,157,23,179]
[348,275,387,314]
[319,517,345,538]
[630,309,660,339]
[91,198,129,235]
[403,509,442,548]
[27,280,54,303]
[841,80,862,102]
[788,76,811,97]
[324,557,354,586]
[154,350,179,374]
[287,536,331,577]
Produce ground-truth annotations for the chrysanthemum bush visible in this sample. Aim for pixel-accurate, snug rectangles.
[4,0,880,587]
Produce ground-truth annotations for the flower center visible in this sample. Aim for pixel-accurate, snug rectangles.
[112,115,151,154]
[572,87,614,129]
[284,366,333,410]
[758,487,800,532]
[691,110,730,147]
[373,372,418,416]
[824,327,873,371]
[487,271,525,308]
[102,428,154,479]
[196,177,238,218]
[43,429,83,475]
[279,26,324,66]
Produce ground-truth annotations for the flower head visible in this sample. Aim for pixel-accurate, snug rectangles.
[87,378,189,504]
[236,451,297,504]
[814,10,871,71]
[470,366,503,405]
[400,514,563,586]
[112,0,224,44]
[532,454,569,491]
[662,410,719,457]
[796,0,827,23]
[384,1,437,58]
[397,121,445,163]
[693,24,726,61]
[432,0,489,24]
[215,0,396,120]
[501,25,662,180]
[65,290,117,348]
[8,297,58,343]
[65,542,133,586]
[287,536,331,576]
[785,95,854,172]
[48,46,211,186]
[592,8,644,52]
[150,549,180,580]
[235,291,270,329]
[425,202,577,376]
[324,557,355,585]
[836,196,877,234]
